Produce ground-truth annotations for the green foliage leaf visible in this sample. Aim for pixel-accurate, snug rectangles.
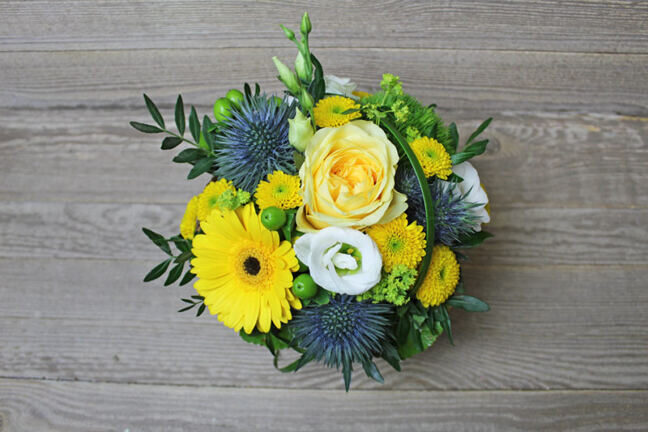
[179,269,196,286]
[161,136,182,150]
[174,250,193,264]
[239,329,266,346]
[175,94,185,135]
[187,157,214,180]
[142,227,171,255]
[446,295,490,312]
[308,53,326,103]
[143,259,172,282]
[130,121,163,134]
[189,106,201,143]
[202,115,214,150]
[454,230,493,249]
[143,94,165,128]
[171,237,191,253]
[173,148,204,163]
[466,117,492,146]
[196,303,206,316]
[164,262,184,286]
[381,344,401,371]
[448,122,459,154]
[311,289,331,305]
[451,139,488,165]
[362,360,384,384]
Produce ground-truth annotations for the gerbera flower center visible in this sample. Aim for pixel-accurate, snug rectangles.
[243,256,261,276]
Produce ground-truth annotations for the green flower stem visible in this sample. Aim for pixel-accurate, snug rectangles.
[380,119,434,296]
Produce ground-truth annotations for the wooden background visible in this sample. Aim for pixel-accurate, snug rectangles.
[1,1,647,430]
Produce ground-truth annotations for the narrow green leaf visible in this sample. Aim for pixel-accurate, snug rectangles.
[189,106,200,143]
[446,295,490,312]
[142,227,171,255]
[143,259,172,282]
[451,139,488,165]
[161,136,182,150]
[466,117,492,145]
[311,289,331,305]
[362,360,384,384]
[187,157,214,180]
[174,250,193,264]
[143,94,165,128]
[178,305,196,313]
[180,270,196,286]
[381,344,401,371]
[191,295,204,300]
[181,298,195,304]
[342,358,352,392]
[448,122,459,154]
[164,262,184,286]
[175,94,185,135]
[173,148,204,163]
[130,121,163,134]
[454,231,494,249]
[172,237,191,253]
[202,115,214,150]
[196,303,206,316]
[239,329,266,346]
[340,108,360,115]
[447,173,464,183]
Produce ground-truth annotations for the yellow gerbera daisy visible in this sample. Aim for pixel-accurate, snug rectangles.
[313,96,362,128]
[197,178,235,221]
[190,204,301,334]
[255,171,303,210]
[180,195,199,240]
[411,136,452,179]
[365,214,426,272]
[416,245,460,307]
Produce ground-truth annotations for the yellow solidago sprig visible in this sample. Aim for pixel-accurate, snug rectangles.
[411,136,453,179]
[255,171,303,210]
[313,96,362,128]
[365,214,426,272]
[180,195,199,240]
[416,245,460,307]
[197,178,250,221]
[357,265,416,306]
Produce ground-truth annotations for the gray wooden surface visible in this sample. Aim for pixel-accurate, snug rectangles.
[1,1,647,431]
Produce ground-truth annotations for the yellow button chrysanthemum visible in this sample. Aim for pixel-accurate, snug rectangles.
[179,195,199,240]
[416,245,460,307]
[411,136,452,179]
[197,178,235,221]
[191,204,301,334]
[365,214,426,272]
[313,96,362,128]
[254,171,303,210]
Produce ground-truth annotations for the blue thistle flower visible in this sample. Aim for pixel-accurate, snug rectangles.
[213,94,296,192]
[289,295,394,391]
[396,166,481,246]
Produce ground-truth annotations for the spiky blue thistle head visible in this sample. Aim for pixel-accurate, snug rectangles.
[290,295,393,391]
[213,94,296,192]
[396,166,481,246]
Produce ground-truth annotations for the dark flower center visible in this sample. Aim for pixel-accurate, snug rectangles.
[243,256,261,276]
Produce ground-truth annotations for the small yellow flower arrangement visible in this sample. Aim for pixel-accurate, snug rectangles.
[132,12,493,392]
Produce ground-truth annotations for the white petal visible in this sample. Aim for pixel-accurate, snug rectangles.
[332,253,358,270]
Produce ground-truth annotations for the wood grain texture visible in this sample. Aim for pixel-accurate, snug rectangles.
[1,49,647,113]
[1,379,647,432]
[2,109,646,206]
[1,0,647,53]
[1,259,646,390]
[0,201,646,265]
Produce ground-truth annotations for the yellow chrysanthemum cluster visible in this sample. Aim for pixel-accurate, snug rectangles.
[255,171,303,210]
[313,96,362,128]
[365,214,426,272]
[180,196,199,240]
[416,245,460,307]
[411,136,452,179]
[197,178,236,221]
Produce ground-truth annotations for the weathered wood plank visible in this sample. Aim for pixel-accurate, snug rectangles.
[1,0,647,53]
[1,49,647,113]
[2,109,646,206]
[0,201,645,265]
[1,259,646,390]
[1,379,647,432]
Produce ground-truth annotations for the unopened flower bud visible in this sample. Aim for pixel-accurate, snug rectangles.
[272,56,300,94]
[288,109,314,152]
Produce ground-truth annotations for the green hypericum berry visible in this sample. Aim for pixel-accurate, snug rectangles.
[260,206,287,230]
[226,89,244,105]
[213,97,233,122]
[292,273,318,299]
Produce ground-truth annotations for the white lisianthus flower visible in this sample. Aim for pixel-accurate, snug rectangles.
[324,75,357,98]
[294,227,382,295]
[442,161,490,231]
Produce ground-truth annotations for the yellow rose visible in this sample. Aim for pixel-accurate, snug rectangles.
[296,120,407,232]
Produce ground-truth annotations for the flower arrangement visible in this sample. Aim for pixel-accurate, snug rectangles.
[132,13,493,391]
